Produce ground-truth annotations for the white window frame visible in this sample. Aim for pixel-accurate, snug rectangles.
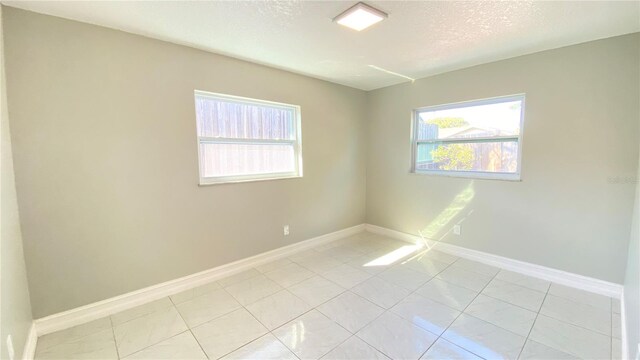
[410,94,525,181]
[195,90,303,185]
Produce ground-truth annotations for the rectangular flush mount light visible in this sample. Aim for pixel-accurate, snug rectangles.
[334,2,387,31]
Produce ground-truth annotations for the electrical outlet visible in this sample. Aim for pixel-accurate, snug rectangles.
[6,335,14,360]
[453,225,461,235]
[283,225,290,236]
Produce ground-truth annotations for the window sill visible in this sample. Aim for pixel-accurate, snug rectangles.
[410,170,521,182]
[199,174,302,186]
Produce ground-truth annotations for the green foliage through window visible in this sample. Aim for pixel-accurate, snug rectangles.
[425,117,469,129]
[431,144,474,170]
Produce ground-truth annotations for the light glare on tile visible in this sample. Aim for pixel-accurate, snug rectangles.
[364,245,423,267]
[334,3,387,31]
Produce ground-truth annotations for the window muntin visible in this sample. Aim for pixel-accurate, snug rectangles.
[195,91,302,184]
[412,95,524,180]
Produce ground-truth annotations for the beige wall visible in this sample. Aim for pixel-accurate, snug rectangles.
[366,33,639,283]
[1,5,34,359]
[3,7,367,318]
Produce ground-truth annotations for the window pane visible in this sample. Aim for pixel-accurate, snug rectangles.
[416,141,518,173]
[199,143,295,178]
[195,96,295,140]
[416,100,522,140]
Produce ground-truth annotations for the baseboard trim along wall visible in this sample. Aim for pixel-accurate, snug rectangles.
[31,222,625,358]
[21,323,37,360]
[33,224,365,337]
[365,223,624,299]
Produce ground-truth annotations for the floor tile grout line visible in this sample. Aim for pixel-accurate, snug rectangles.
[182,285,277,360]
[259,304,318,359]
[349,310,413,360]
[475,289,544,313]
[170,249,384,356]
[518,276,611,359]
[263,264,316,288]
[460,265,612,359]
[533,308,615,338]
[489,272,552,295]
[543,291,615,314]
[335,251,476,360]
[266,326,303,359]
[114,294,197,359]
[328,261,414,358]
[349,252,470,360]
[426,268,546,313]
[217,269,263,289]
[274,305,355,360]
[415,255,495,358]
[175,286,254,359]
[318,239,408,359]
[182,256,364,360]
[534,284,616,339]
[319,334,390,360]
[418,256,502,360]
[33,329,86,353]
[34,317,117,355]
[217,286,280,359]
[127,329,201,359]
[394,250,614,354]
[270,275,389,358]
[546,285,613,312]
[110,299,176,329]
[528,277,606,359]
[224,277,285,308]
[109,315,122,360]
[42,301,186,359]
[411,254,540,357]
[225,280,350,360]
[515,281,551,359]
[168,295,211,360]
[542,286,617,337]
[296,243,436,360]
[483,276,548,297]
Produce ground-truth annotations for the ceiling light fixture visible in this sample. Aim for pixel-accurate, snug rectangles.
[334,2,387,31]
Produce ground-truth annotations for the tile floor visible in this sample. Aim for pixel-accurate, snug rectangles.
[34,232,622,360]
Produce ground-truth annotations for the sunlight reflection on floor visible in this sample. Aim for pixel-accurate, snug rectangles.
[364,244,424,267]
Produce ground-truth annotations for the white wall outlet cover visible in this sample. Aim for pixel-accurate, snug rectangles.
[6,335,14,360]
[453,225,461,235]
[283,225,290,236]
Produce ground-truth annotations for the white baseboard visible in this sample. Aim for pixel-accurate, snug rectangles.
[21,322,37,360]
[365,223,624,299]
[34,224,364,337]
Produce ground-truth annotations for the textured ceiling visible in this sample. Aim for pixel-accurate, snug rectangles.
[4,1,639,90]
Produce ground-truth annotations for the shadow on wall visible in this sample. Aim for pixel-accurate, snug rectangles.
[419,181,475,242]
